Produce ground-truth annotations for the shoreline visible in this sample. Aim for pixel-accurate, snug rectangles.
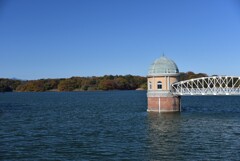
[4,88,147,93]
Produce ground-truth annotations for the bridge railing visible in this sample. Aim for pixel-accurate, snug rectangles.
[172,76,240,96]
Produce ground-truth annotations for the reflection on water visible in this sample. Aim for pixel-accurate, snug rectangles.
[146,113,183,160]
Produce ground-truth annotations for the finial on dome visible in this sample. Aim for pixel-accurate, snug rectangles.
[162,52,165,57]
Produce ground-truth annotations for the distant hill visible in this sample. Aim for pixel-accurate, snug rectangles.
[0,72,208,92]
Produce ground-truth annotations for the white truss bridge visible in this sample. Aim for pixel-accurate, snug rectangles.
[172,76,240,96]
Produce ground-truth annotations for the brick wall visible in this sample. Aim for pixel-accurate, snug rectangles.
[148,96,180,112]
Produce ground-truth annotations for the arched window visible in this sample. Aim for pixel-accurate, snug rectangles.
[157,81,162,90]
[149,81,152,89]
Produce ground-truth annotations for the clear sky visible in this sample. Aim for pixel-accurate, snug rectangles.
[1,0,240,80]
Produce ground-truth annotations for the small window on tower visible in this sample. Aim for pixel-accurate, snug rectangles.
[157,81,162,90]
[149,81,152,89]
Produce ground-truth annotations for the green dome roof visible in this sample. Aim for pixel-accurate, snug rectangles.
[148,56,179,76]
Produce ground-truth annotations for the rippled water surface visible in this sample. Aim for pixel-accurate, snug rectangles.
[1,91,240,160]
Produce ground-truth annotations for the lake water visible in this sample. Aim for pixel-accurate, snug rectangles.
[1,91,240,160]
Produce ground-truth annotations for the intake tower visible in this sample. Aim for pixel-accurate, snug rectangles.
[147,55,181,112]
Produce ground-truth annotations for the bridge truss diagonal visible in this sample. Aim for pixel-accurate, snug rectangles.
[172,76,240,96]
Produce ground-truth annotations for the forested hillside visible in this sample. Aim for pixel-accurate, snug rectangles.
[0,72,208,92]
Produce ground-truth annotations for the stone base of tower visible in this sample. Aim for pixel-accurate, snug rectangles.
[147,96,181,112]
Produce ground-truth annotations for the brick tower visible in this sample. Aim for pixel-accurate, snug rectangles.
[147,55,180,112]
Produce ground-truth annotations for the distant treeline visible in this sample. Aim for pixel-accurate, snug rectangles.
[0,72,208,92]
[179,71,208,81]
[0,75,147,92]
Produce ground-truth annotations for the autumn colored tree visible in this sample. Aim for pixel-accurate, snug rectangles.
[16,80,45,92]
[58,79,78,91]
[98,79,115,90]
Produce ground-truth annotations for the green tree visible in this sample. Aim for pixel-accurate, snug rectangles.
[114,77,128,89]
[0,79,21,92]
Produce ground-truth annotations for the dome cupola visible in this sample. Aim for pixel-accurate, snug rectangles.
[148,55,179,76]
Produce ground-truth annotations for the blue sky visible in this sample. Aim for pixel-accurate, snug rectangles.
[1,0,240,79]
